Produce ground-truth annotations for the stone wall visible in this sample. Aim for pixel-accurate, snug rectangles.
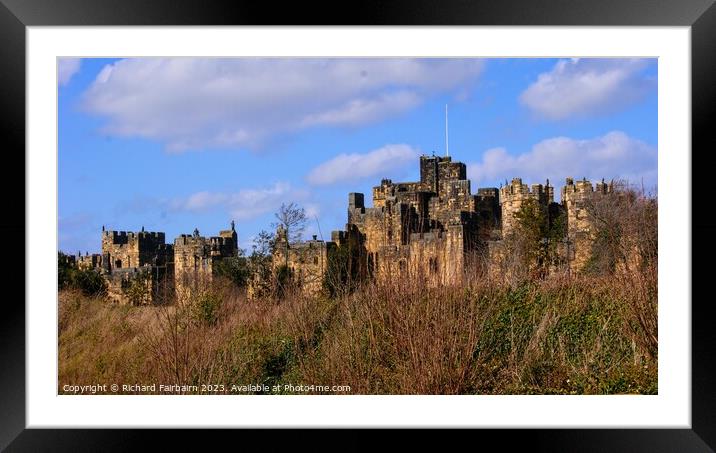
[104,265,169,305]
[561,177,613,272]
[326,154,497,287]
[96,228,174,304]
[273,228,334,296]
[310,155,611,289]
[76,252,103,270]
[79,223,236,304]
[174,223,238,297]
[499,178,553,238]
[473,188,501,241]
[100,229,172,271]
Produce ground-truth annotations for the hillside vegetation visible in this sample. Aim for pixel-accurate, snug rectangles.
[59,184,657,395]
[59,264,656,395]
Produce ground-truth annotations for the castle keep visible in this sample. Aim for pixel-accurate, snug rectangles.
[342,155,493,284]
[274,154,613,292]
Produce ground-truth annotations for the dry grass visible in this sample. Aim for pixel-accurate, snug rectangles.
[58,263,657,395]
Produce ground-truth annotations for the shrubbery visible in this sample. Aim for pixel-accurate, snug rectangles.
[58,252,106,296]
[58,266,657,394]
[121,271,151,306]
[212,255,250,288]
[191,290,223,326]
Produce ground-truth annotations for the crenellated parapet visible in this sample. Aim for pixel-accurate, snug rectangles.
[101,228,169,271]
[561,177,614,271]
[173,222,239,294]
[499,178,553,237]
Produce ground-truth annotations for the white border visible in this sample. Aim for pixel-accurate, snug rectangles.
[27,27,690,428]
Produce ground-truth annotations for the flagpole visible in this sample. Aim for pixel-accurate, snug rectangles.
[445,104,449,157]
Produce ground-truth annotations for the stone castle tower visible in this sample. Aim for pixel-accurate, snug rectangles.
[561,177,613,271]
[97,228,174,304]
[174,221,238,294]
[101,228,172,271]
[340,155,500,285]
[82,222,238,305]
[499,177,554,237]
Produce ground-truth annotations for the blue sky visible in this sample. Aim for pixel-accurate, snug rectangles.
[58,58,657,254]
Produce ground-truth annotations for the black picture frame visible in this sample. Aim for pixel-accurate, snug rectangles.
[2,0,714,450]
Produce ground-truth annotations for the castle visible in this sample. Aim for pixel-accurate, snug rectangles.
[72,222,238,304]
[274,154,613,292]
[70,154,614,303]
[173,222,238,295]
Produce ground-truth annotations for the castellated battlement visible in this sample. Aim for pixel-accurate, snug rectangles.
[499,178,555,237]
[86,222,238,305]
[562,176,613,197]
[331,230,347,245]
[173,223,238,295]
[174,233,206,246]
[417,155,468,195]
[272,226,337,296]
[560,177,614,271]
[100,227,170,271]
[103,229,166,244]
[499,177,554,204]
[316,154,499,288]
[560,176,614,211]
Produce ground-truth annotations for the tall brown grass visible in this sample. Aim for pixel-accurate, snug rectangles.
[58,262,657,395]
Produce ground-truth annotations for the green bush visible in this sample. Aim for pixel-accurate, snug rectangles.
[121,271,151,306]
[58,252,106,296]
[192,291,222,326]
[213,255,249,288]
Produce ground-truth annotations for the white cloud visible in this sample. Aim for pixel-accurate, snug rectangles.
[468,131,657,193]
[80,58,484,152]
[519,58,655,120]
[298,91,421,128]
[58,58,81,86]
[172,182,309,221]
[306,144,419,186]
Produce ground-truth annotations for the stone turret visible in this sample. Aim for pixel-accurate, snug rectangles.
[174,221,240,294]
[499,178,551,237]
[561,177,613,271]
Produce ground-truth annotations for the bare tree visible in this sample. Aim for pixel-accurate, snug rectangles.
[583,180,657,274]
[273,202,308,267]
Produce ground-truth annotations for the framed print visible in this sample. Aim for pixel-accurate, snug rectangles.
[3,0,715,450]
